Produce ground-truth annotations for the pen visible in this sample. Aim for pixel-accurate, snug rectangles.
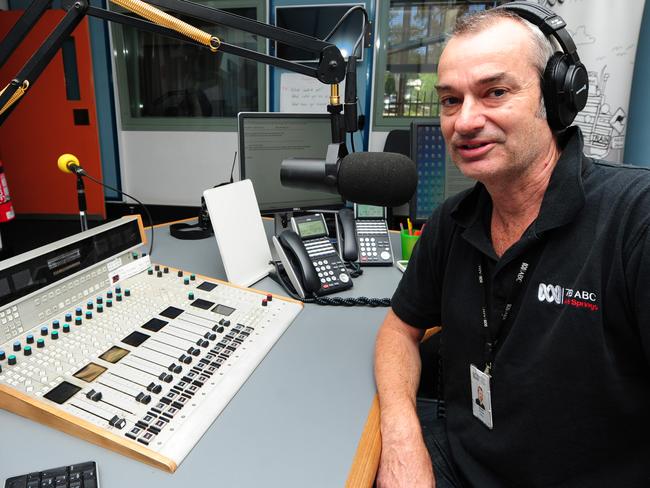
[407,218,413,236]
[400,222,405,233]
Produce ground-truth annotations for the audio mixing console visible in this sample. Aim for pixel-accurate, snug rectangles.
[0,216,302,472]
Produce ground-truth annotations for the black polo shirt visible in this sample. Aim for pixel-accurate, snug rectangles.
[391,127,650,487]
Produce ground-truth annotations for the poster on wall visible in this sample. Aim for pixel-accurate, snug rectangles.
[538,0,646,162]
[280,73,345,113]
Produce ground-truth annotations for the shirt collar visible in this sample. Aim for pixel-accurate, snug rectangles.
[450,126,589,252]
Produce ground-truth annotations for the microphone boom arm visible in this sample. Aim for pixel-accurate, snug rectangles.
[0,0,361,128]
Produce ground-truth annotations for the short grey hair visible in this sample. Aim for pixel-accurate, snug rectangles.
[450,8,557,118]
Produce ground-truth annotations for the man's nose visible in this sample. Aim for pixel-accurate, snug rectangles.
[454,98,486,135]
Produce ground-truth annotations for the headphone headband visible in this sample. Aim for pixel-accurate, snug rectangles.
[496,1,580,64]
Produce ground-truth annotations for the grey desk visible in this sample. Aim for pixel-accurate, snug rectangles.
[0,220,403,487]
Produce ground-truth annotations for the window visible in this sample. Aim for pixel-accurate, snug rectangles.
[373,1,497,129]
[110,0,266,130]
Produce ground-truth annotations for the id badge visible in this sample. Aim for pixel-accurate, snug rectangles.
[470,364,493,429]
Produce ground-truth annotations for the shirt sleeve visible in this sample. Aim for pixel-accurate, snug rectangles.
[391,208,446,330]
[624,221,650,365]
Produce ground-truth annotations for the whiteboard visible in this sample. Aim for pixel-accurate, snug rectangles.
[280,73,346,113]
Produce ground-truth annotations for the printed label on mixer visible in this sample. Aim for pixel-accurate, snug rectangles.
[109,256,151,284]
[106,257,123,272]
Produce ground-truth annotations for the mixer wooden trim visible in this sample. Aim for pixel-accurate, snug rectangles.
[0,384,177,472]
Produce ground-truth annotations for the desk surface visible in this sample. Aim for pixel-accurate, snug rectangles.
[0,220,401,487]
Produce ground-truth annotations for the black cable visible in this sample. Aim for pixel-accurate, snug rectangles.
[345,260,363,278]
[305,294,391,307]
[323,5,369,58]
[229,151,237,183]
[82,172,154,257]
[349,132,356,153]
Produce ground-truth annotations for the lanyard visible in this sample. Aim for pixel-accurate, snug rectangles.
[477,256,537,375]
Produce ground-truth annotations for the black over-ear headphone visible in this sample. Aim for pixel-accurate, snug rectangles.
[496,1,589,131]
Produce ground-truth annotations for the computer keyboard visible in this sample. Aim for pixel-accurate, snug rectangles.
[4,461,98,488]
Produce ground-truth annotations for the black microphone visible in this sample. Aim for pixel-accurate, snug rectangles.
[280,146,417,207]
[344,55,358,133]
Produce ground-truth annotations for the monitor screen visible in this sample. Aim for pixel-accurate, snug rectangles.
[410,120,475,222]
[238,112,344,213]
[274,4,365,63]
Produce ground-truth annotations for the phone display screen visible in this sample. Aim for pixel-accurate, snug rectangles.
[297,219,327,239]
[355,204,386,219]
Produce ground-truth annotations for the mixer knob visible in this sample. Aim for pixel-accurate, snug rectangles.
[96,297,103,305]
[75,317,82,326]
[266,293,273,301]
[8,355,16,365]
[65,313,73,322]
[223,320,231,327]
[51,331,59,340]
[213,326,225,334]
[157,271,163,278]
[190,274,196,281]
[178,354,192,364]
[107,291,113,299]
[97,305,103,313]
[154,265,160,271]
[177,270,183,278]
[106,300,112,308]
[0,350,5,360]
[125,289,131,297]
[40,326,48,336]
[163,267,169,274]
[188,292,195,300]
[26,334,34,344]
[158,372,173,383]
[204,332,217,341]
[115,286,122,294]
[37,338,45,348]
[183,278,190,285]
[147,382,163,394]
[85,311,93,319]
[261,298,268,307]
[132,251,139,259]
[116,294,122,302]
[148,268,153,275]
[86,301,93,310]
[168,363,182,374]
[52,320,60,329]
[23,346,32,356]
[13,341,21,352]
[75,307,82,317]
[62,324,70,333]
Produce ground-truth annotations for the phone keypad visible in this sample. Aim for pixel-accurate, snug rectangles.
[357,221,393,265]
[304,239,352,294]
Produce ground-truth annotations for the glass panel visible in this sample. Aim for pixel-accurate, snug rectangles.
[115,6,259,119]
[379,2,495,120]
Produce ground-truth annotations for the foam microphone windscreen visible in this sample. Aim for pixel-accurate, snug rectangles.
[337,152,417,207]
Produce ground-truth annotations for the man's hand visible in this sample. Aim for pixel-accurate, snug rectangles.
[376,433,435,488]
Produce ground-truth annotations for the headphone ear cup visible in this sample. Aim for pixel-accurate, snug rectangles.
[542,52,569,131]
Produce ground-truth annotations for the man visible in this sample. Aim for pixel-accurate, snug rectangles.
[375,8,650,488]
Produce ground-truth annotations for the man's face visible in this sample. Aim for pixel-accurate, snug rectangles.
[478,385,484,403]
[436,20,554,184]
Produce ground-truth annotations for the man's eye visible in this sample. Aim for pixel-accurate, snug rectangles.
[441,96,460,106]
[489,88,507,97]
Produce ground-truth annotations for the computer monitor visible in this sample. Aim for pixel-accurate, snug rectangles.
[409,119,475,222]
[274,4,365,63]
[238,112,344,214]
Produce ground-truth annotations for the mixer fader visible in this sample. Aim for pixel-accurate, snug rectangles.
[0,216,302,472]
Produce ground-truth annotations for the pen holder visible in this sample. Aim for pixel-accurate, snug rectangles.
[400,230,420,261]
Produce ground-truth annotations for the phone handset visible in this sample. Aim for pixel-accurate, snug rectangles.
[272,230,321,298]
[272,213,353,299]
[336,207,359,261]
